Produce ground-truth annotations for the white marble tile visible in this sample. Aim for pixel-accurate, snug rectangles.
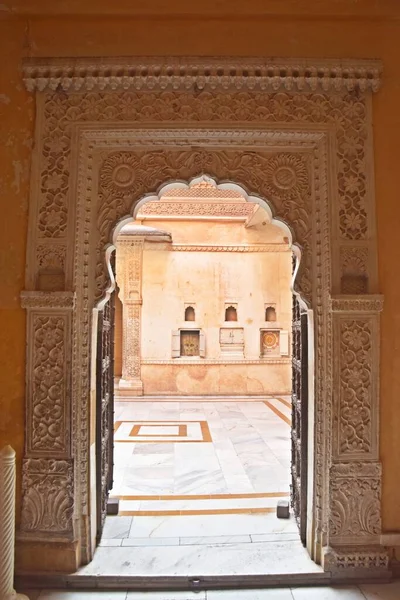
[133,443,176,454]
[128,513,299,538]
[78,539,321,577]
[180,534,251,545]
[98,538,123,546]
[207,590,294,600]
[291,587,365,599]
[359,581,400,600]
[126,453,174,467]
[122,536,180,546]
[101,516,133,539]
[38,592,127,600]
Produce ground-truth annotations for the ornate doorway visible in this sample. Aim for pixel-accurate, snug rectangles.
[18,57,386,577]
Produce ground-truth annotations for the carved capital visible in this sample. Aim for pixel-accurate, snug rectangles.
[22,56,383,93]
[329,461,382,545]
[20,458,74,539]
[21,291,75,310]
[330,295,384,313]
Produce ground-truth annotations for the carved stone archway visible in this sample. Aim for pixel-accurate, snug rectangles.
[18,57,386,577]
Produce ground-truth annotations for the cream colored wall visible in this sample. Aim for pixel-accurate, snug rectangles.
[138,219,292,394]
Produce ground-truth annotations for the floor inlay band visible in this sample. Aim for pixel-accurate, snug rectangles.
[116,492,290,501]
[119,507,277,516]
[263,400,292,426]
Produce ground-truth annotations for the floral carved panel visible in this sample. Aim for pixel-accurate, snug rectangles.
[122,303,141,380]
[333,313,379,460]
[26,312,71,456]
[329,462,381,545]
[20,458,74,537]
[35,88,371,246]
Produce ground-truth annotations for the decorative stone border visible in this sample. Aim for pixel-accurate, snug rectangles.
[22,56,382,93]
[18,57,386,576]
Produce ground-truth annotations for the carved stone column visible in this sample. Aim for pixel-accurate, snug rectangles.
[17,292,77,572]
[324,295,388,573]
[116,239,144,395]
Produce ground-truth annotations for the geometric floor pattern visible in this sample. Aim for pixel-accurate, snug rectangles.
[105,399,297,541]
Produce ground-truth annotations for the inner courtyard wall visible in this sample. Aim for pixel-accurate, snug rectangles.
[116,219,292,395]
[1,5,400,540]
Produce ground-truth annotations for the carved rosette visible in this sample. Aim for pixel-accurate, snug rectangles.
[20,458,74,538]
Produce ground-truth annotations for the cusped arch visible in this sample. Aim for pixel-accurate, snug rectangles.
[100,169,308,306]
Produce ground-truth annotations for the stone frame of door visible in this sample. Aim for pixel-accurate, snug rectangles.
[17,56,387,579]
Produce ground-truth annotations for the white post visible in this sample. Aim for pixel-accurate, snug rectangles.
[0,446,29,600]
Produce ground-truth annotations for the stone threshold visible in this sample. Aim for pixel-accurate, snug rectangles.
[16,570,395,590]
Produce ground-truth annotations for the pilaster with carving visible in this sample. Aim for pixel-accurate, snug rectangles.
[19,292,75,543]
[116,239,144,394]
[325,295,387,571]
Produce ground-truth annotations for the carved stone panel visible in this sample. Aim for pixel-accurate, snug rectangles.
[20,458,74,538]
[332,304,380,460]
[329,462,381,546]
[22,299,73,458]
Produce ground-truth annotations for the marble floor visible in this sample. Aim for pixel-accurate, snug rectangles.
[19,581,400,599]
[108,398,294,542]
[86,398,320,577]
[19,399,399,594]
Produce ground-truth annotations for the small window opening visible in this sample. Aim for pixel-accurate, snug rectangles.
[265,306,277,322]
[185,306,195,321]
[180,330,200,356]
[225,306,238,322]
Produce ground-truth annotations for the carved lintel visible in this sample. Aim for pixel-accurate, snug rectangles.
[330,295,384,313]
[22,56,383,93]
[20,458,74,540]
[21,291,75,310]
[329,461,382,546]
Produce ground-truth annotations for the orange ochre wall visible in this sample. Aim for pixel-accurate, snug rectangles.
[1,9,400,535]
